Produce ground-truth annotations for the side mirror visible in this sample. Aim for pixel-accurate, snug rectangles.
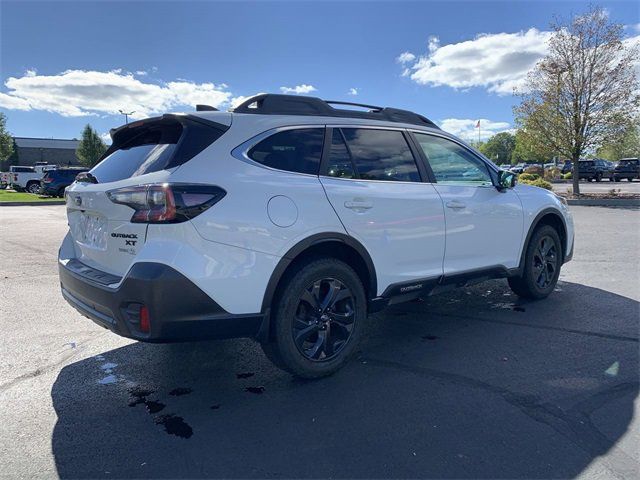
[497,170,517,190]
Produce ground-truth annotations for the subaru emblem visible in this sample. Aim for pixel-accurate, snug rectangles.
[74,196,82,206]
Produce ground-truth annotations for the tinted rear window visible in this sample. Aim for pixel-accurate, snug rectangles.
[90,118,226,183]
[248,128,324,175]
[11,166,35,173]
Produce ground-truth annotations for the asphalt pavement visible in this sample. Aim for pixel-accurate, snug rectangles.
[0,205,638,479]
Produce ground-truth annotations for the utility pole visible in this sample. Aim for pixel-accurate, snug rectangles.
[118,110,135,124]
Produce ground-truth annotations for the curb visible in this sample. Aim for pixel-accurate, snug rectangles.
[0,201,66,206]
[566,198,640,207]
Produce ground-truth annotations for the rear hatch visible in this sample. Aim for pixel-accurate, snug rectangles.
[65,113,230,276]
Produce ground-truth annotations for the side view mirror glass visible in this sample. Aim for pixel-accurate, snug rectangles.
[498,170,517,190]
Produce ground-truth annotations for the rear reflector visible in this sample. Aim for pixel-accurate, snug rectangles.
[140,306,150,333]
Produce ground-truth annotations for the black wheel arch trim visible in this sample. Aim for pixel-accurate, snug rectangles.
[519,207,568,269]
[258,232,377,340]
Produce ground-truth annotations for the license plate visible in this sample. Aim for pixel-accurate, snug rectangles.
[75,214,107,249]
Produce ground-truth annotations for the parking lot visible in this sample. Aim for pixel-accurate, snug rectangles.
[0,205,638,479]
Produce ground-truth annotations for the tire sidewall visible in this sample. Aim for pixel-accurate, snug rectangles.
[523,225,562,298]
[272,259,366,378]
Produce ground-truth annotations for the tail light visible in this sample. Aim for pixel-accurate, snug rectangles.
[107,183,226,224]
[43,176,53,183]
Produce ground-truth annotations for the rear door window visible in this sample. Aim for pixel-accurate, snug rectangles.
[328,128,420,182]
[248,128,324,175]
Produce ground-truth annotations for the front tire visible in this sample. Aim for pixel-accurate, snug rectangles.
[509,225,562,300]
[261,258,366,378]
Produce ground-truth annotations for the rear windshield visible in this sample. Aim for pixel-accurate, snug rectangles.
[89,117,226,183]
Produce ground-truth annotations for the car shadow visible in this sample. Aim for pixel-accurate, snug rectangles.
[51,280,639,478]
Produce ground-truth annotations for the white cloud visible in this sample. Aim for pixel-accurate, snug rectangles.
[347,87,359,96]
[427,36,440,53]
[396,51,416,64]
[134,70,147,76]
[0,92,31,110]
[439,118,512,142]
[0,69,232,118]
[400,28,552,95]
[279,84,317,95]
[100,132,112,144]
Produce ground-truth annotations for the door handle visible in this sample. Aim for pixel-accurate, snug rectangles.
[344,200,373,211]
[446,200,466,210]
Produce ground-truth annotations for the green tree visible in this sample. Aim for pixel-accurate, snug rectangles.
[511,128,554,164]
[0,113,14,162]
[596,118,640,161]
[478,132,516,165]
[513,6,639,194]
[76,124,107,167]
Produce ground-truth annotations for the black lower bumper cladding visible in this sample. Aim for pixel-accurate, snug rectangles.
[59,261,264,342]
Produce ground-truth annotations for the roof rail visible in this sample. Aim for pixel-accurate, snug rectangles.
[231,94,439,129]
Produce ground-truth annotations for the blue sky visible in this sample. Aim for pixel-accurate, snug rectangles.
[1,1,638,144]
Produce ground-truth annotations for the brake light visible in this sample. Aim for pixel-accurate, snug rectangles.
[43,176,53,183]
[107,183,226,224]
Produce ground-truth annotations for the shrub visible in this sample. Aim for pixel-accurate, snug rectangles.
[562,172,572,179]
[518,173,540,182]
[523,165,543,176]
[544,167,562,181]
[519,177,553,190]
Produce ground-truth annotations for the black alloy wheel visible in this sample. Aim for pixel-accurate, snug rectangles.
[532,235,558,290]
[293,278,356,361]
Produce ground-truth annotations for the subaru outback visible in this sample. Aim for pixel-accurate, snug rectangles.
[59,94,574,378]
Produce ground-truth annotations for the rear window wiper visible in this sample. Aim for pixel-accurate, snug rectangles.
[76,172,99,184]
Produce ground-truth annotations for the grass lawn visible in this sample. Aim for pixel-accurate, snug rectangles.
[0,190,64,203]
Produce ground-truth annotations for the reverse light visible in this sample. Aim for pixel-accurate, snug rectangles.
[107,183,226,223]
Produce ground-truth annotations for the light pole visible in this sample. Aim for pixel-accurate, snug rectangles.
[119,110,135,124]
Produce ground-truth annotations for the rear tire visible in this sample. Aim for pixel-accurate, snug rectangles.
[509,225,562,300]
[261,258,366,378]
[595,173,602,182]
[26,182,40,194]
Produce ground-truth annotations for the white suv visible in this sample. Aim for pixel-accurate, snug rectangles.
[59,94,574,378]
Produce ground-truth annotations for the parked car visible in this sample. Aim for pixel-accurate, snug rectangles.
[510,164,525,174]
[612,158,639,182]
[10,164,57,193]
[40,167,88,197]
[58,93,574,378]
[0,171,10,189]
[578,159,613,182]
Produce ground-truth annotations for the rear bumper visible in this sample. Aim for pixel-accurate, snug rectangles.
[59,259,265,342]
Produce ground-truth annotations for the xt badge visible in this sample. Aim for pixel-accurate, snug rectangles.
[111,232,138,246]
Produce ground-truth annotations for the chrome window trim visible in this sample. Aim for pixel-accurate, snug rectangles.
[230,125,326,178]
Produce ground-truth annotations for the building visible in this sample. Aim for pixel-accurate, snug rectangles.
[1,137,80,170]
